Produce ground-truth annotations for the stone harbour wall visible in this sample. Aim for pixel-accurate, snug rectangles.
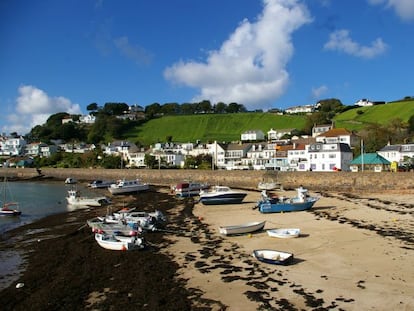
[2,168,414,193]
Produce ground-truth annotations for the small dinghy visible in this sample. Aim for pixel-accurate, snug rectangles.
[252,249,294,265]
[95,233,144,251]
[267,228,300,239]
[219,221,265,236]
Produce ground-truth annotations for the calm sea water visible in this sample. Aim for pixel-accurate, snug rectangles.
[0,181,94,234]
[0,181,99,290]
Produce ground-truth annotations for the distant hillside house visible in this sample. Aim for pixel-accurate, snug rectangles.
[241,130,265,142]
[267,128,294,141]
[285,104,314,114]
[79,114,96,124]
[354,98,374,106]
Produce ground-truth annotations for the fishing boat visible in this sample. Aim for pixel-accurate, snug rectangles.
[256,186,318,213]
[94,233,144,251]
[108,178,150,194]
[252,249,294,265]
[172,181,209,197]
[66,189,111,207]
[199,185,247,205]
[267,228,300,238]
[219,220,265,236]
[0,177,21,217]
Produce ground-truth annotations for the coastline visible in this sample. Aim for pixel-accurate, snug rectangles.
[1,182,413,310]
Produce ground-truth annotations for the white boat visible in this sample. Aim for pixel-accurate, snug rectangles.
[199,186,247,205]
[113,209,167,231]
[258,180,282,191]
[88,180,115,189]
[64,177,77,184]
[252,249,294,265]
[219,220,266,236]
[94,233,145,251]
[0,177,21,217]
[108,178,150,194]
[267,228,300,238]
[66,189,111,207]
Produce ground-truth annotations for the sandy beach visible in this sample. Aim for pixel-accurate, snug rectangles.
[164,189,414,310]
[1,185,413,310]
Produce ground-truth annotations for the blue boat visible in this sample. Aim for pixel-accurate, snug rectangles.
[256,187,318,213]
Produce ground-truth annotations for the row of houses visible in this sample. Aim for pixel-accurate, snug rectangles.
[2,125,413,172]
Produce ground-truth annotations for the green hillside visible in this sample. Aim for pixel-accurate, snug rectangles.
[124,113,306,145]
[123,100,414,145]
[333,100,414,131]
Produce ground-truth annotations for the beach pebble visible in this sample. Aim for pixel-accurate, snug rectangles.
[16,283,24,289]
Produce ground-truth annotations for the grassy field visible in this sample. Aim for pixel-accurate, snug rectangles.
[333,100,414,131]
[124,100,413,145]
[125,112,306,145]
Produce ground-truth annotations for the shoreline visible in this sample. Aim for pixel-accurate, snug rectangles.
[1,184,414,310]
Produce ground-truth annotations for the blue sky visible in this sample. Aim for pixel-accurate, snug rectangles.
[1,0,414,135]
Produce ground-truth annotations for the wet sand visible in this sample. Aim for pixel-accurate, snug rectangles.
[1,186,413,310]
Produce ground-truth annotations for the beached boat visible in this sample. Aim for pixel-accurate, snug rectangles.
[258,180,282,191]
[256,187,318,213]
[172,181,209,197]
[219,220,265,236]
[199,186,247,205]
[64,177,77,184]
[66,189,111,207]
[252,249,294,265]
[90,221,141,236]
[108,178,150,194]
[88,180,115,189]
[94,233,145,251]
[0,177,21,217]
[88,209,167,232]
[114,209,167,231]
[267,228,300,238]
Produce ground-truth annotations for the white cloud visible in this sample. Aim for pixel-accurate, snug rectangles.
[3,85,82,135]
[368,0,414,21]
[311,85,328,99]
[324,29,387,59]
[164,0,312,110]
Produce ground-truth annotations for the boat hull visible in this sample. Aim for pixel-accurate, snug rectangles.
[219,221,265,236]
[258,198,318,213]
[252,249,294,265]
[200,193,247,205]
[267,228,300,238]
[108,183,150,194]
[95,233,144,251]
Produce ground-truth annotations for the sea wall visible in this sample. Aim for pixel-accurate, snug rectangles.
[2,168,414,193]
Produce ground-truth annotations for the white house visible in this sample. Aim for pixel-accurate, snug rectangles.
[0,136,27,156]
[241,130,265,141]
[287,143,308,171]
[355,99,374,106]
[207,141,226,169]
[315,128,359,148]
[285,105,314,114]
[79,114,96,124]
[312,124,334,138]
[267,128,294,141]
[378,144,414,164]
[308,142,353,172]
